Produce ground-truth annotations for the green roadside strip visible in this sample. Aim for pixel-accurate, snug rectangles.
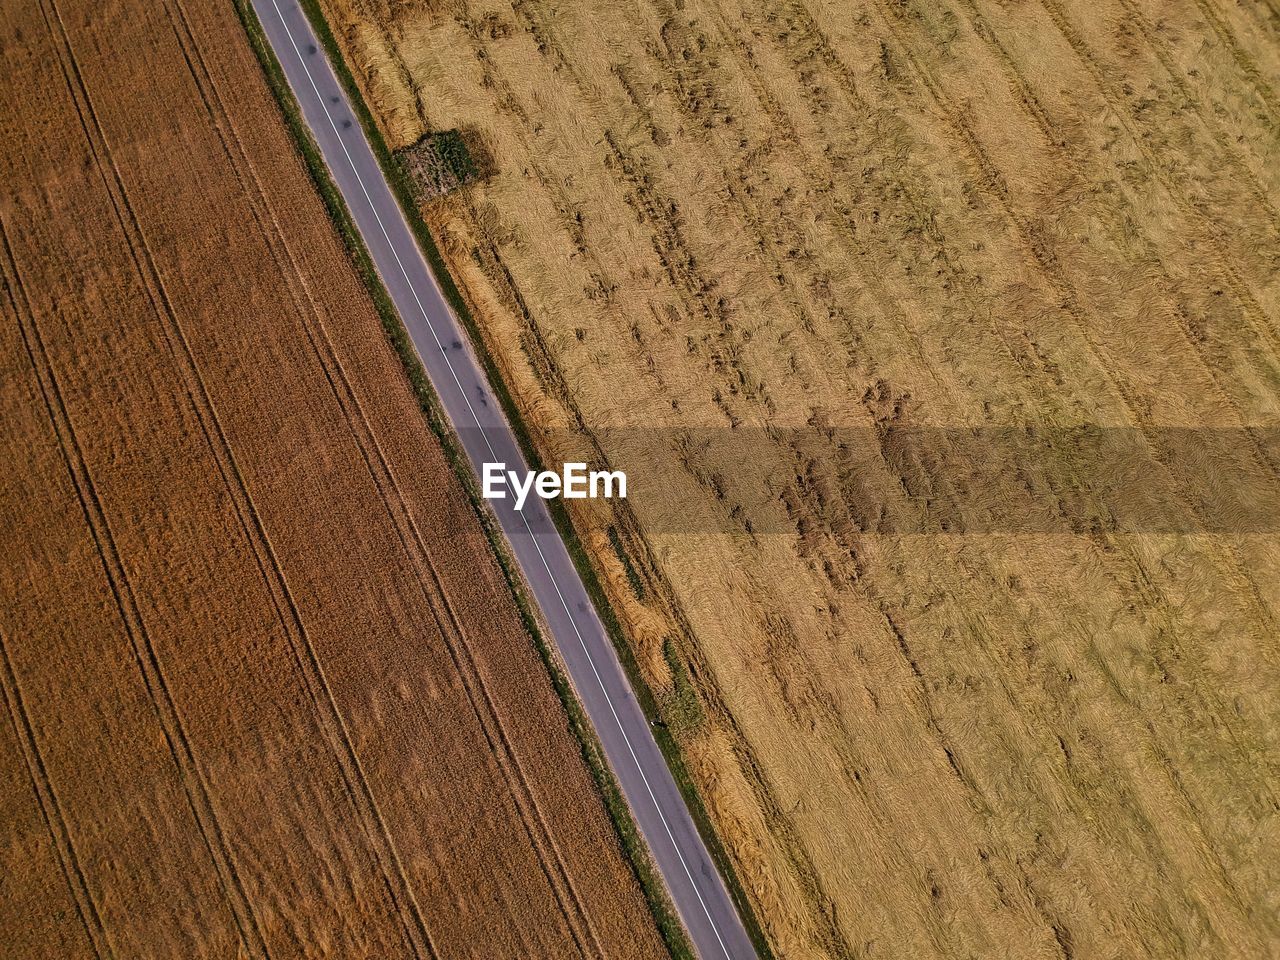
[235,3,772,957]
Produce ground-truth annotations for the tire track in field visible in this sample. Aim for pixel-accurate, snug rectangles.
[945,565,1267,951]
[946,0,1280,469]
[653,0,959,404]
[0,209,267,960]
[155,6,445,953]
[868,0,1277,370]
[39,3,438,957]
[780,0,1278,498]
[160,3,603,954]
[844,0,1280,807]
[793,0,1280,647]
[1190,0,1280,123]
[864,0,1280,535]
[451,9,971,951]
[712,3,1028,405]
[617,23,1050,945]
[1232,0,1280,46]
[780,2,1280,933]
[900,531,1267,940]
[840,7,1280,919]
[0,619,111,960]
[1112,0,1280,225]
[954,0,1280,265]
[1033,0,1278,345]
[1012,0,1280,637]
[941,0,1280,642]
[719,0,1085,430]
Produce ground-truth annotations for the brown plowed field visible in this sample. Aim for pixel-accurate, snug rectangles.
[0,1,666,957]
[318,0,1280,957]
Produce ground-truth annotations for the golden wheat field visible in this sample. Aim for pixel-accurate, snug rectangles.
[0,0,667,956]
[318,0,1280,957]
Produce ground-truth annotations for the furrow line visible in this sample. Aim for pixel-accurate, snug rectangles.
[0,201,268,960]
[38,5,436,958]
[1113,0,1280,229]
[727,1,1036,406]
[150,22,441,955]
[162,2,600,951]
[157,15,452,956]
[949,0,1280,480]
[1035,0,1279,351]
[866,0,1280,797]
[1192,0,1280,122]
[0,617,112,960]
[55,9,439,953]
[1023,0,1280,638]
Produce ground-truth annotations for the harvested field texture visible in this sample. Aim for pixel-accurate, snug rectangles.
[318,0,1280,957]
[0,1,667,957]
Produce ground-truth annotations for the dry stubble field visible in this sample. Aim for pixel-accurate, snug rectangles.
[319,0,1280,956]
[0,0,667,957]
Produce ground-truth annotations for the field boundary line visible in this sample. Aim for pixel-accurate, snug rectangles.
[40,3,443,955]
[0,199,267,960]
[0,615,112,960]
[231,0,701,948]
[159,1,602,951]
[259,3,742,955]
[520,13,964,950]
[236,0,765,954]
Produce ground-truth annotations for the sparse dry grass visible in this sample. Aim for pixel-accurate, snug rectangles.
[319,0,1280,955]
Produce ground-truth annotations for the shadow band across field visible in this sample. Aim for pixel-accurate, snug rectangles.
[459,426,1280,535]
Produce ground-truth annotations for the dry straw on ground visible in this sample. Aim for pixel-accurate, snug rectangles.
[0,1,665,956]
[321,0,1280,956]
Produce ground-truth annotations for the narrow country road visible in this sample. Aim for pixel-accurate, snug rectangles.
[246,1,759,957]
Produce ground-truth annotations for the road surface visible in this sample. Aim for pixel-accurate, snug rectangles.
[247,2,758,957]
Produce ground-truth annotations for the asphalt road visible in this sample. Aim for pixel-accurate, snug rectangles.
[248,2,758,957]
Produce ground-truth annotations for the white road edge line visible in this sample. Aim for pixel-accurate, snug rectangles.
[265,2,735,957]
